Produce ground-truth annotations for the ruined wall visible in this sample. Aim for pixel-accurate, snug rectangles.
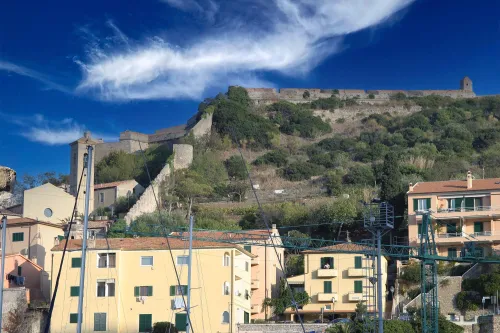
[94,140,149,163]
[124,144,193,224]
[314,104,422,124]
[190,112,213,138]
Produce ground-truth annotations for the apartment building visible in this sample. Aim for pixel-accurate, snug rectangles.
[286,245,388,322]
[408,172,500,258]
[50,237,253,333]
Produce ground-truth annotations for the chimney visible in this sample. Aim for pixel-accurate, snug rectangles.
[271,224,278,235]
[54,237,60,246]
[408,183,414,192]
[88,234,96,249]
[467,171,473,189]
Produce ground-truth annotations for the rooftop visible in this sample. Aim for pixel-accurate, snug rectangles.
[302,243,375,253]
[94,180,135,190]
[6,217,64,228]
[409,178,500,194]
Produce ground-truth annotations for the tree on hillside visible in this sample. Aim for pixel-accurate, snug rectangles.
[227,86,251,107]
[175,171,213,217]
[225,155,247,180]
[21,172,69,189]
[262,278,309,318]
[380,152,403,203]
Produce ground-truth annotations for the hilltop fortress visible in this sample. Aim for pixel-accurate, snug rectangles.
[246,76,475,105]
[94,77,475,162]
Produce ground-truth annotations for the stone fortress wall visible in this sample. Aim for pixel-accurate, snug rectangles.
[246,76,476,105]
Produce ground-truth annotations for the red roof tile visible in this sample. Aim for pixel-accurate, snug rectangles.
[410,178,500,194]
[6,218,63,228]
[94,180,135,190]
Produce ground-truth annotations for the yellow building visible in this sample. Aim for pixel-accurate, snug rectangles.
[286,245,388,322]
[94,180,145,212]
[407,172,500,258]
[50,237,253,333]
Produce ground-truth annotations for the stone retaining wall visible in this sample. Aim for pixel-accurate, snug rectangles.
[237,323,330,333]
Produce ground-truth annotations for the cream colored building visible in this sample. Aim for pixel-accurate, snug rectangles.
[408,172,500,258]
[23,183,76,223]
[286,245,388,322]
[50,237,253,333]
[94,180,145,211]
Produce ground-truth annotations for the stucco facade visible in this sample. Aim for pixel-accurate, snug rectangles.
[94,180,145,211]
[50,238,253,333]
[23,183,75,223]
[2,254,46,302]
[286,247,388,322]
[407,172,500,258]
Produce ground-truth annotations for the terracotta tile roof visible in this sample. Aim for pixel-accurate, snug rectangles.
[409,178,500,195]
[302,243,375,253]
[51,237,253,254]
[88,220,112,229]
[171,229,277,241]
[94,180,135,190]
[6,217,64,228]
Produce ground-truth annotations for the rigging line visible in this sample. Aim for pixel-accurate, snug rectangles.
[137,141,196,333]
[44,161,86,333]
[230,130,306,333]
[168,236,189,328]
[195,250,213,333]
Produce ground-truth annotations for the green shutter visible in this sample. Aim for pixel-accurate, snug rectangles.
[354,281,363,293]
[58,235,65,241]
[70,313,78,324]
[170,285,176,296]
[71,258,81,268]
[139,314,152,332]
[448,248,457,258]
[320,257,326,268]
[70,286,79,297]
[354,256,362,269]
[183,285,188,294]
[455,198,463,210]
[147,286,153,296]
[94,313,106,331]
[323,281,332,293]
[175,313,187,331]
[17,266,21,276]
[12,232,24,242]
[418,224,423,235]
[446,223,457,234]
[465,198,474,211]
[134,287,140,297]
[413,199,418,212]
[426,198,431,210]
[244,311,250,324]
[244,245,251,253]
[474,222,484,233]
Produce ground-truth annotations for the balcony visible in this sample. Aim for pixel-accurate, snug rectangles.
[251,279,260,289]
[348,293,363,302]
[317,269,338,278]
[251,304,259,314]
[318,292,338,302]
[251,257,260,266]
[432,206,500,219]
[348,268,365,277]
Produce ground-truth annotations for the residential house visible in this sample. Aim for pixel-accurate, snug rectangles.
[94,180,145,212]
[407,171,500,258]
[286,245,388,322]
[50,237,253,333]
[2,254,47,303]
[23,183,76,224]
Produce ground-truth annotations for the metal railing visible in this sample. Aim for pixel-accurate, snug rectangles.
[437,232,464,238]
[436,206,500,213]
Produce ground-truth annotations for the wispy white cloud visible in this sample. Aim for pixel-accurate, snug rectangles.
[77,0,415,101]
[0,61,72,94]
[161,0,219,21]
[0,113,116,145]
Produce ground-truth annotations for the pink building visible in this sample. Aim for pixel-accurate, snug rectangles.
[408,171,500,258]
[2,254,46,302]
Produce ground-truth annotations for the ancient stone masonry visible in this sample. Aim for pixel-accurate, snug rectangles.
[246,76,476,105]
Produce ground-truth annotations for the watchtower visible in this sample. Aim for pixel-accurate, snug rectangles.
[460,76,473,92]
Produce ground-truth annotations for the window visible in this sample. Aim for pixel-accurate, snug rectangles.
[175,313,187,330]
[474,222,484,233]
[354,256,362,269]
[245,289,250,300]
[446,223,457,234]
[323,281,332,293]
[223,253,230,267]
[70,286,80,297]
[72,257,82,268]
[135,286,153,297]
[170,285,188,296]
[474,198,483,210]
[418,224,423,236]
[223,282,230,295]
[448,248,457,258]
[44,208,53,218]
[245,261,249,272]
[70,313,78,324]
[94,313,106,331]
[12,232,24,242]
[413,198,431,212]
[244,311,250,324]
[139,314,152,332]
[320,257,334,269]
[448,198,462,211]
[354,281,363,293]
[99,193,104,203]
[244,245,252,253]
[222,311,230,324]
[17,266,21,276]
[325,305,332,310]
[98,253,116,268]
[141,256,153,266]
[177,256,189,265]
[97,280,115,297]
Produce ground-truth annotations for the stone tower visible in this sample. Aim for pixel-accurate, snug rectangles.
[460,76,473,92]
[69,131,99,215]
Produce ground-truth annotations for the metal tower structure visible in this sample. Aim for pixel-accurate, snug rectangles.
[363,202,394,333]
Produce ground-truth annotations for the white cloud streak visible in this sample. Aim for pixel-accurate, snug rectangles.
[0,113,116,145]
[0,61,72,94]
[77,0,415,101]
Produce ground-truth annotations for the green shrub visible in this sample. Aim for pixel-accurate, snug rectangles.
[281,162,324,181]
[336,118,346,123]
[152,322,178,333]
[225,155,247,180]
[390,92,407,100]
[325,171,343,196]
[343,165,375,186]
[227,86,251,107]
[368,93,375,99]
[114,195,138,215]
[253,150,289,167]
[303,90,310,99]
[383,320,416,333]
[400,262,420,283]
[456,291,480,312]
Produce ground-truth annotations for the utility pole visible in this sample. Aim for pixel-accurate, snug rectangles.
[186,215,194,333]
[77,146,93,333]
[0,215,7,333]
[376,229,383,333]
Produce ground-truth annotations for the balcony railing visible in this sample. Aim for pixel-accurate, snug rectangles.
[317,268,338,278]
[437,232,464,238]
[348,292,363,302]
[473,231,492,237]
[436,206,499,213]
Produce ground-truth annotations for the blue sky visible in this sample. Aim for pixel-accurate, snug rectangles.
[2,0,500,178]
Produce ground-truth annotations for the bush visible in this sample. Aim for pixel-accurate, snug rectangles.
[152,322,178,333]
[400,262,420,284]
[390,92,407,100]
[225,155,247,180]
[281,162,324,181]
[383,320,416,333]
[343,165,375,186]
[455,291,480,312]
[253,150,289,167]
[325,171,343,196]
[303,90,310,99]
[336,118,346,123]
[368,93,375,99]
[114,195,138,215]
[309,96,343,110]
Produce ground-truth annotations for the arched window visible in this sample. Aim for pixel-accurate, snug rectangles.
[223,282,230,295]
[223,253,230,267]
[222,311,230,324]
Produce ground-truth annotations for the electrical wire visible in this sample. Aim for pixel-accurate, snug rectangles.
[44,158,86,333]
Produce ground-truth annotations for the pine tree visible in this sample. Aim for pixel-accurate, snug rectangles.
[380,152,402,203]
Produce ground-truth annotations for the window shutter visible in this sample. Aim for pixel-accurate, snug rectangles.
[72,258,81,268]
[70,313,78,324]
[331,257,334,269]
[134,287,140,297]
[474,222,483,233]
[418,224,422,235]
[183,285,188,294]
[244,245,251,253]
[465,198,474,211]
[17,267,21,276]
[175,313,187,331]
[323,281,332,293]
[426,198,431,210]
[70,286,79,297]
[413,199,418,212]
[355,256,362,269]
[320,257,326,267]
[147,286,153,296]
[354,281,363,293]
[455,198,463,210]
[170,285,176,296]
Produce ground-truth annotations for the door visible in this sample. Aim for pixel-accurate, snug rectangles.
[94,313,106,332]
[139,314,152,332]
[175,313,187,331]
